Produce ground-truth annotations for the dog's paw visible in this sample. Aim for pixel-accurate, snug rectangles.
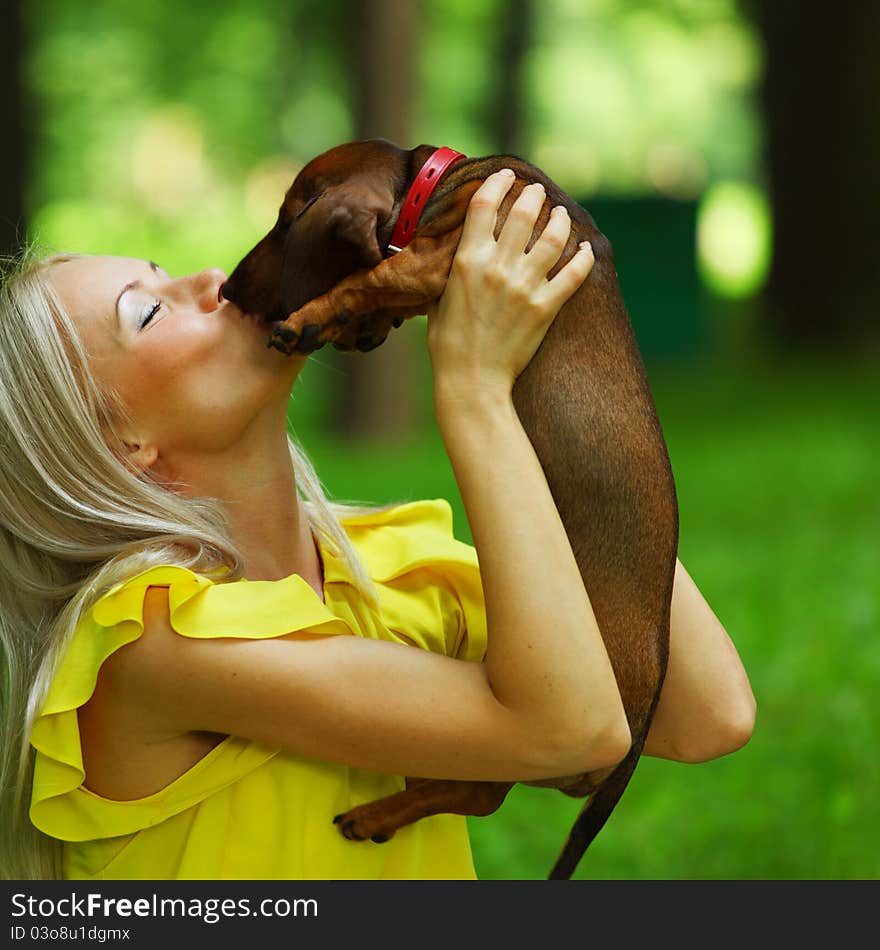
[332,809,397,844]
[269,310,406,356]
[268,322,324,355]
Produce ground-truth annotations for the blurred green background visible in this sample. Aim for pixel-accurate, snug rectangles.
[2,0,877,880]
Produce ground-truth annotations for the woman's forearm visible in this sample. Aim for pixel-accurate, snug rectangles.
[435,383,630,770]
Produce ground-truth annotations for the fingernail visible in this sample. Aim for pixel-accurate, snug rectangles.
[579,240,593,252]
[553,204,568,215]
[499,168,515,177]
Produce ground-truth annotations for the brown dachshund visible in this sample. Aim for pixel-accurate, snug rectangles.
[220,139,679,880]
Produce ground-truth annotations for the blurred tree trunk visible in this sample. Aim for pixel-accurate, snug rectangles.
[0,0,27,258]
[750,0,880,348]
[334,0,421,442]
[489,0,534,156]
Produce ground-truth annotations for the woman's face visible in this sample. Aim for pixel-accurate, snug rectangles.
[50,255,306,467]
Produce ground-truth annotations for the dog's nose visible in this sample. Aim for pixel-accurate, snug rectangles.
[219,279,235,303]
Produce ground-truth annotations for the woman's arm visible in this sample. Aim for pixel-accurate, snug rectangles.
[114,171,629,784]
[428,172,630,772]
[642,558,756,762]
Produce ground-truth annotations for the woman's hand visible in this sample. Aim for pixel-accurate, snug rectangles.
[426,168,595,404]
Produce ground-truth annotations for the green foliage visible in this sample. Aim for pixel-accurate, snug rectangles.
[24,0,352,270]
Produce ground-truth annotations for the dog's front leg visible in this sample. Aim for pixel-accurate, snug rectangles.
[269,236,457,355]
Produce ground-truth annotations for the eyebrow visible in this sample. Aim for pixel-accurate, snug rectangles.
[114,261,161,324]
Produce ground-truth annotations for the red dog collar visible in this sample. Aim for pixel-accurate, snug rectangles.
[386,146,467,254]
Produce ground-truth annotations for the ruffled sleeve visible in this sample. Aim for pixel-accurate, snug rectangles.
[337,499,488,663]
[29,564,353,842]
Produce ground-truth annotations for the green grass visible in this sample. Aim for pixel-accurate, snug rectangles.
[290,346,880,880]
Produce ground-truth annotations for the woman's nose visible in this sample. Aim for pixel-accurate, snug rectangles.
[189,268,229,311]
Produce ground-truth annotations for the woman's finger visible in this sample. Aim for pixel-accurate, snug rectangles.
[495,182,548,258]
[523,204,573,275]
[457,169,517,253]
[537,240,596,309]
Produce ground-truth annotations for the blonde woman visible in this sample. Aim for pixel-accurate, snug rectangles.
[0,171,755,880]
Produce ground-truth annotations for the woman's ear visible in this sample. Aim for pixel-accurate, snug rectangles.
[121,440,159,475]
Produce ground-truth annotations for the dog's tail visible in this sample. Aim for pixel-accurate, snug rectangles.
[547,740,643,880]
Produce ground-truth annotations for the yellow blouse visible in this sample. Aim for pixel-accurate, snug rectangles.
[29,499,487,880]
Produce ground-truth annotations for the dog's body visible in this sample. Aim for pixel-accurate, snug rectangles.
[221,140,679,879]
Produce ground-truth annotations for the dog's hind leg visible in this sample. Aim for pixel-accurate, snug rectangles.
[333,780,513,843]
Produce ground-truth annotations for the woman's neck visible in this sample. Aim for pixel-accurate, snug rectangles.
[158,427,325,593]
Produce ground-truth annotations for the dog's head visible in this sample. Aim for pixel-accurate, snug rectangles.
[220,139,436,323]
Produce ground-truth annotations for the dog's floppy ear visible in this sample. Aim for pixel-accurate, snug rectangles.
[280,179,396,316]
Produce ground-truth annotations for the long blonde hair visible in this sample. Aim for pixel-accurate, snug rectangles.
[0,248,383,879]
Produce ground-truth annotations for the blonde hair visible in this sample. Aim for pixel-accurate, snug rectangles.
[0,247,383,879]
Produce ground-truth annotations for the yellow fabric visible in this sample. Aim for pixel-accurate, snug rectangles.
[29,499,487,880]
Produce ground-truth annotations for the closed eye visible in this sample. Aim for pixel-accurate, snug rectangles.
[140,300,161,329]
